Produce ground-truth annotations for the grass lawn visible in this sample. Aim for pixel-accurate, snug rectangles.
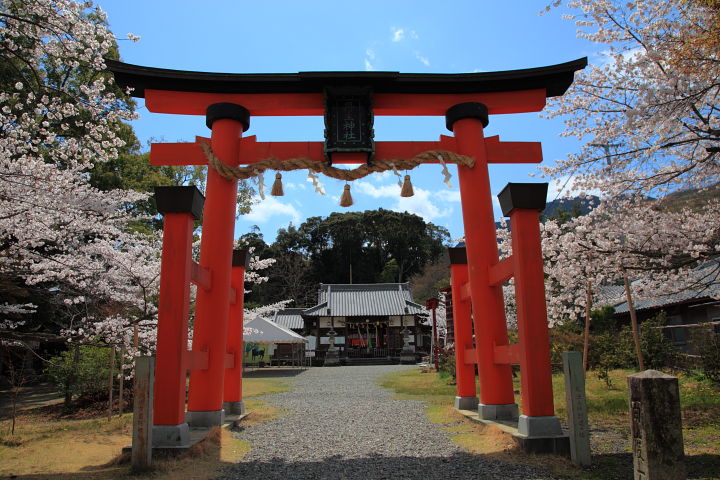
[379,367,720,480]
[0,376,291,480]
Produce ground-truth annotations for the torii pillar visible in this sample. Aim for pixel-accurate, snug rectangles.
[186,104,249,427]
[449,103,518,421]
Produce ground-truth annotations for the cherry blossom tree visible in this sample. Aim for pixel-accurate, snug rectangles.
[0,0,154,347]
[540,0,720,330]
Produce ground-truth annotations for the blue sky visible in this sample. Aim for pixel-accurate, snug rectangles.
[99,1,600,243]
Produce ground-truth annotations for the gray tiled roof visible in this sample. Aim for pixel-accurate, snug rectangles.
[613,285,720,314]
[302,283,425,317]
[272,308,305,330]
[612,261,720,314]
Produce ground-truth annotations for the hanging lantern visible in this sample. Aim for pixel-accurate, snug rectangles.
[271,172,284,196]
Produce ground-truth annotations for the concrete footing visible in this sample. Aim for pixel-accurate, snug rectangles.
[479,403,519,421]
[223,401,245,415]
[186,409,224,428]
[456,408,570,456]
[151,423,190,448]
[454,396,479,411]
[518,414,563,437]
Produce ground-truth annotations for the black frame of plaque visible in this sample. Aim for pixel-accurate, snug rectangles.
[323,86,375,165]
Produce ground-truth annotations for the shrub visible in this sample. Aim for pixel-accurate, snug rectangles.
[639,312,679,370]
[437,345,456,382]
[549,321,584,366]
[693,326,720,383]
[46,345,114,402]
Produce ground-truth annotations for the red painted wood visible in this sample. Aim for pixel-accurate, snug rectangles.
[223,265,245,404]
[186,349,209,371]
[150,136,541,167]
[190,261,211,290]
[488,257,514,287]
[464,348,477,365]
[187,117,243,415]
[450,263,477,398]
[153,212,194,426]
[510,208,556,417]
[494,344,521,365]
[455,117,515,407]
[145,89,547,116]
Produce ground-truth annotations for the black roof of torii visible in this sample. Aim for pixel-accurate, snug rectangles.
[106,57,587,99]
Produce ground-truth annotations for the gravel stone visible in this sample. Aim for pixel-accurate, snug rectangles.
[218,365,557,480]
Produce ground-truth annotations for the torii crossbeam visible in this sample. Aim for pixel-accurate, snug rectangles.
[108,57,586,451]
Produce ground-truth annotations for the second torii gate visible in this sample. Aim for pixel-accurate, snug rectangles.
[108,57,586,449]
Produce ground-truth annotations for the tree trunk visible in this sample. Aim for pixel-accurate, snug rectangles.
[623,268,645,371]
[583,279,592,371]
[64,344,80,412]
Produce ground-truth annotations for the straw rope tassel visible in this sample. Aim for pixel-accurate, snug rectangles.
[271,172,284,196]
[339,184,353,207]
[400,174,414,197]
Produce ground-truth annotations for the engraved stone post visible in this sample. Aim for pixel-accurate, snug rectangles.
[628,370,686,480]
[132,356,154,471]
[563,352,591,466]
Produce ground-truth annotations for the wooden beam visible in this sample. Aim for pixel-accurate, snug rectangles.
[464,348,477,365]
[186,349,209,370]
[150,135,542,167]
[488,257,514,286]
[494,344,521,365]
[190,261,211,290]
[224,353,235,369]
[460,282,472,301]
[144,89,547,117]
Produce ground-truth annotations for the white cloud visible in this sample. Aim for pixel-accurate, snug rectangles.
[366,48,376,60]
[354,181,453,221]
[364,58,375,71]
[409,30,419,40]
[435,190,461,202]
[396,189,453,221]
[415,53,430,66]
[284,181,306,191]
[391,27,405,42]
[242,196,302,224]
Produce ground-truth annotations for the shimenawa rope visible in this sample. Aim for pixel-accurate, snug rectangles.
[198,141,475,182]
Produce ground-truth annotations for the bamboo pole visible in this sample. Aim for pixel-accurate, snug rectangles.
[583,280,592,371]
[118,345,124,417]
[623,268,645,371]
[108,346,116,421]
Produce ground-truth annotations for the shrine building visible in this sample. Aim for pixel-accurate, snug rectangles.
[272,283,430,365]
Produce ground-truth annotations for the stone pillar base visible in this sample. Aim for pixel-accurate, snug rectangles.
[400,349,416,364]
[323,349,340,366]
[455,396,479,411]
[479,403,519,421]
[186,409,225,428]
[152,423,190,448]
[518,414,563,438]
[223,401,245,415]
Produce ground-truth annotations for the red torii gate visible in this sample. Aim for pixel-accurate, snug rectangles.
[108,58,586,449]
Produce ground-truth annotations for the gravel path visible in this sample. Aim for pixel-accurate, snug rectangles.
[220,365,555,480]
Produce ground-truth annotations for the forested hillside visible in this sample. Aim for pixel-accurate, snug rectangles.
[239,209,450,308]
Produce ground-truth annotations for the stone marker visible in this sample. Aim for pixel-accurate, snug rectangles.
[627,370,686,480]
[132,356,154,471]
[563,351,591,466]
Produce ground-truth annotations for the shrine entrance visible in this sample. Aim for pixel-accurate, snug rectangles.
[107,56,586,450]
